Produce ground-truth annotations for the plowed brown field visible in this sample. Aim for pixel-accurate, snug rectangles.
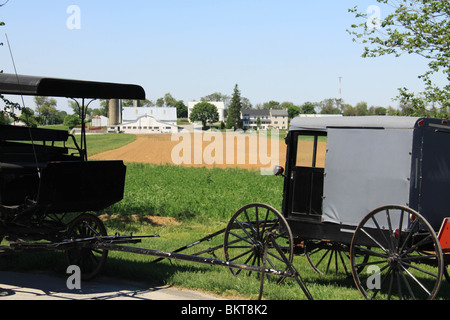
[91,133,287,171]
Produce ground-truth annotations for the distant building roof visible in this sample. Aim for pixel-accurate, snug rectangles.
[241,109,270,116]
[122,107,177,122]
[271,109,288,116]
[241,109,288,117]
[188,101,225,110]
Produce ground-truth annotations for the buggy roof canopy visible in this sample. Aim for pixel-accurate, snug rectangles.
[289,116,422,131]
[0,73,146,100]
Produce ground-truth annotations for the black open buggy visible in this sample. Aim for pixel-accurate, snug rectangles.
[0,73,313,300]
[0,73,145,280]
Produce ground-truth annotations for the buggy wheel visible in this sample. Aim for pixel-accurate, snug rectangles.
[350,205,443,300]
[65,213,108,281]
[306,241,370,277]
[223,203,294,284]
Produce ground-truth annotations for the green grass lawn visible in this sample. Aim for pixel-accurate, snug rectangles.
[82,134,137,156]
[109,163,284,221]
[37,125,137,156]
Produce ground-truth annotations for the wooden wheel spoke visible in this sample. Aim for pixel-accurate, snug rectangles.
[350,206,443,300]
[223,203,294,284]
[65,213,108,280]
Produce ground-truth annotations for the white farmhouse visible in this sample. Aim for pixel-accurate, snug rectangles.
[241,109,289,130]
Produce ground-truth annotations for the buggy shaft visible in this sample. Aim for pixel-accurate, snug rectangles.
[94,242,299,279]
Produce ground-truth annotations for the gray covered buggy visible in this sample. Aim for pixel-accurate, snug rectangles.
[226,116,450,300]
[285,116,450,299]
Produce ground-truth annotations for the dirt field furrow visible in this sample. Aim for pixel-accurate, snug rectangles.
[91,133,288,171]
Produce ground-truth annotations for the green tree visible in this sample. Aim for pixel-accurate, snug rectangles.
[201,92,231,107]
[69,100,87,118]
[287,105,301,119]
[370,106,387,115]
[348,0,450,115]
[34,96,59,125]
[16,107,38,127]
[301,102,317,114]
[355,101,369,116]
[226,84,242,130]
[341,103,356,116]
[64,114,81,129]
[226,84,243,130]
[164,93,177,107]
[96,100,110,117]
[262,100,281,110]
[0,20,22,124]
[0,111,10,125]
[119,99,154,107]
[318,99,341,114]
[174,100,188,118]
[156,98,165,107]
[189,101,219,128]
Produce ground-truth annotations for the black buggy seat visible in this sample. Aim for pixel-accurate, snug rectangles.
[0,125,126,214]
[0,73,146,215]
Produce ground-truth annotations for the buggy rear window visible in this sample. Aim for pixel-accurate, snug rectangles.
[296,135,327,168]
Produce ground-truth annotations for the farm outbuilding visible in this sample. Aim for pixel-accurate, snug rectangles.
[122,107,177,126]
[110,115,179,134]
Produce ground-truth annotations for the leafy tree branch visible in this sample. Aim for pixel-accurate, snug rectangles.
[348,0,450,114]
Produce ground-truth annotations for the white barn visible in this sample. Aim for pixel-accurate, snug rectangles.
[122,107,177,126]
[92,116,109,127]
[111,115,179,134]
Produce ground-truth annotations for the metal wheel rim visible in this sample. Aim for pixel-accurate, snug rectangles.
[65,213,108,281]
[223,203,294,284]
[350,205,443,300]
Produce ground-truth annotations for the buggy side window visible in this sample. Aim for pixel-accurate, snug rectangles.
[296,135,327,168]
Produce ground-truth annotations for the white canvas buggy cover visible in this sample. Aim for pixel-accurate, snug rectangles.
[289,116,450,230]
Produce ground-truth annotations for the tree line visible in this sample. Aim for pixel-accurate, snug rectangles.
[2,1,450,126]
[2,89,448,129]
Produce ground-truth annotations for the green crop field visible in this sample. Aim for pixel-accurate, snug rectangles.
[109,163,284,221]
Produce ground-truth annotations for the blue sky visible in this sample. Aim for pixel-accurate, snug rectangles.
[0,0,437,112]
